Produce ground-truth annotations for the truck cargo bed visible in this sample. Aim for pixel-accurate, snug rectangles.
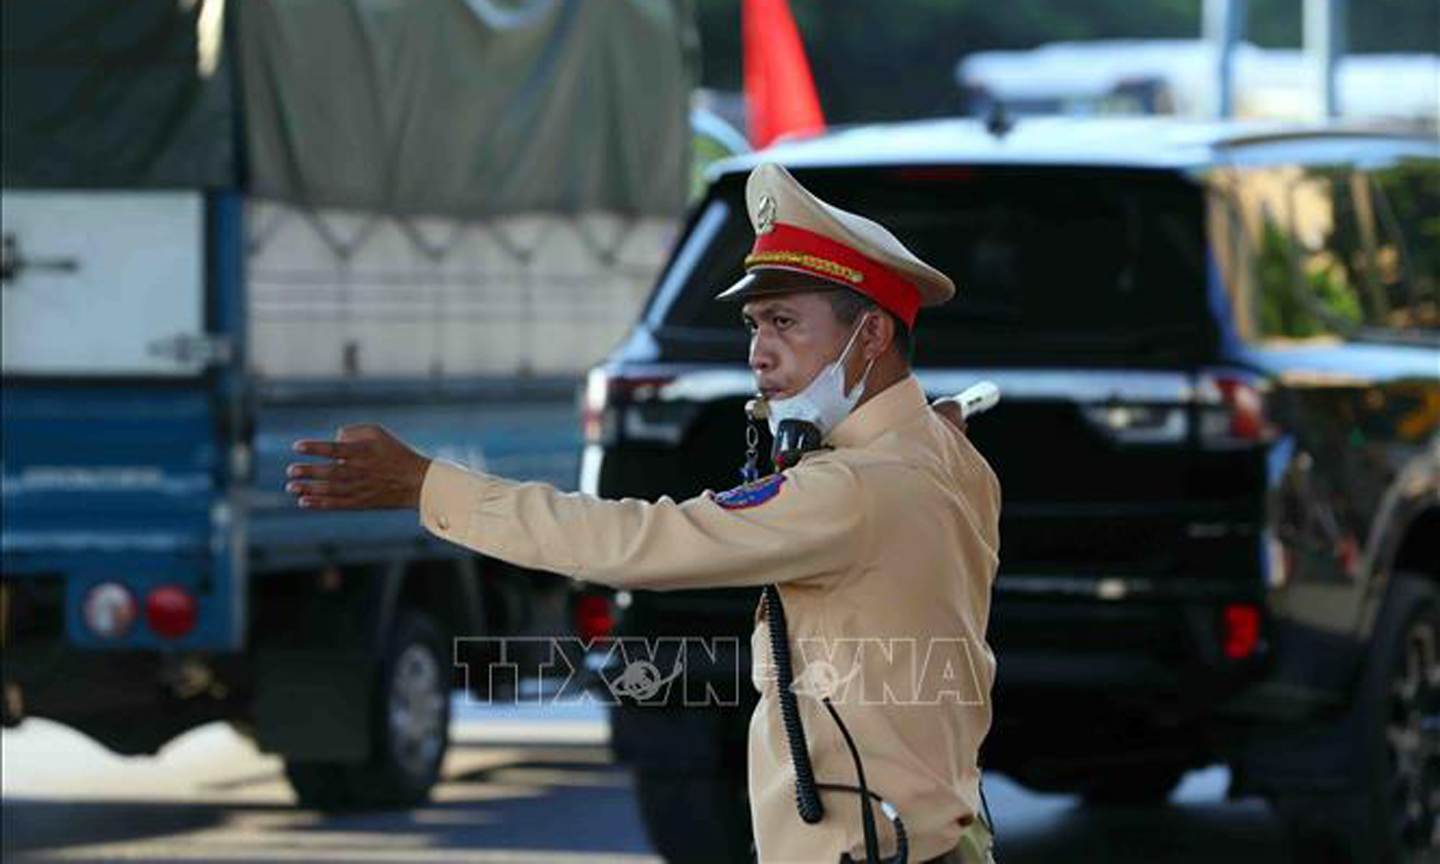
[248,378,582,573]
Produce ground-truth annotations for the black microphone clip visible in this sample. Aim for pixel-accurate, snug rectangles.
[772,418,825,470]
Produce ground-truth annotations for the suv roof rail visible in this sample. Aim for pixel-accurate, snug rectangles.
[1213,126,1438,150]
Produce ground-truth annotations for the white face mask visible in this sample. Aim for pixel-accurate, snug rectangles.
[766,316,875,441]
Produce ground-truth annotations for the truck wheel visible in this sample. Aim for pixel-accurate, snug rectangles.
[1277,575,1439,863]
[285,609,451,810]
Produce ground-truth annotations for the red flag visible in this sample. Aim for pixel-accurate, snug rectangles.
[743,0,826,149]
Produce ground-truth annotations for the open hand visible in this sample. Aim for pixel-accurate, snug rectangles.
[287,424,432,510]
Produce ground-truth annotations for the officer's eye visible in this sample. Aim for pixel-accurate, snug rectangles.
[742,316,758,334]
[773,316,794,330]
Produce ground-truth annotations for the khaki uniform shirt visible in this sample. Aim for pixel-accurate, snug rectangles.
[419,374,1001,863]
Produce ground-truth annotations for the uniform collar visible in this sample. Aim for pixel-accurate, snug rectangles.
[827,373,927,449]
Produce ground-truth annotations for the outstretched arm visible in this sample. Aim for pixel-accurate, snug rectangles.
[286,424,868,591]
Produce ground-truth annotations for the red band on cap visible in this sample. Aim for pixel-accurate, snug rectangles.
[746,223,920,328]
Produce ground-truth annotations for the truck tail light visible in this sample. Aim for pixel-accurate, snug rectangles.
[1222,603,1263,660]
[145,585,197,638]
[574,593,615,643]
[83,582,137,639]
[1196,371,1278,448]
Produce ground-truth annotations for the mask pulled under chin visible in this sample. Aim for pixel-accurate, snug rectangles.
[765,319,875,442]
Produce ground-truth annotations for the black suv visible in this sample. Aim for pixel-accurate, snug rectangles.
[574,119,1440,863]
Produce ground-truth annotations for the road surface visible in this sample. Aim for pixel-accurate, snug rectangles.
[3,698,1293,863]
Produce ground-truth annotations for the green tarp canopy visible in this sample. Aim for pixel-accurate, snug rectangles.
[2,0,695,217]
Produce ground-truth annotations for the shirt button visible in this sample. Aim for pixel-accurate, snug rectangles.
[436,515,451,531]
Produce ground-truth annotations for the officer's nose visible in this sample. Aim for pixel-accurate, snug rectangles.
[749,335,776,375]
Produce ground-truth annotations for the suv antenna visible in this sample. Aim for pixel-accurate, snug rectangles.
[984,101,1014,138]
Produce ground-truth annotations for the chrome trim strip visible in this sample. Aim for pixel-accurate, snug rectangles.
[646,367,1196,405]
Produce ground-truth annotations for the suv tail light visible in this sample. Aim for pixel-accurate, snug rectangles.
[1078,370,1277,449]
[1221,603,1263,660]
[580,366,682,446]
[578,365,685,449]
[1196,371,1278,448]
[574,593,615,643]
[581,367,613,444]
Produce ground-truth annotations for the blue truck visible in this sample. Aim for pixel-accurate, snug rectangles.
[1,0,693,808]
[0,186,589,807]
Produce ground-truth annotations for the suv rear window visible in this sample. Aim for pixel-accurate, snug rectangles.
[654,166,1213,365]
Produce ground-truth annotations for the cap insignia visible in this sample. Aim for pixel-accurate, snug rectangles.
[756,195,777,235]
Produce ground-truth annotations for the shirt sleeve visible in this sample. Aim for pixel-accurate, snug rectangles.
[418,457,869,591]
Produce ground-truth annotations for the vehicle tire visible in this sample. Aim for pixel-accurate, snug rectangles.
[632,766,753,864]
[284,758,359,810]
[285,609,451,810]
[1276,575,1439,863]
[1079,763,1187,807]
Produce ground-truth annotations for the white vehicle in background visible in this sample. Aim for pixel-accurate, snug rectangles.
[691,95,753,202]
[956,39,1440,128]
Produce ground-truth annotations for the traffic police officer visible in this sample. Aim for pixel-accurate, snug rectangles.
[287,163,1001,864]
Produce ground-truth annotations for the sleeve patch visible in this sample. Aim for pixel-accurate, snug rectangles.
[713,474,787,510]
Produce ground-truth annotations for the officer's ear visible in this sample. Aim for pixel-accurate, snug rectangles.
[860,309,894,362]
